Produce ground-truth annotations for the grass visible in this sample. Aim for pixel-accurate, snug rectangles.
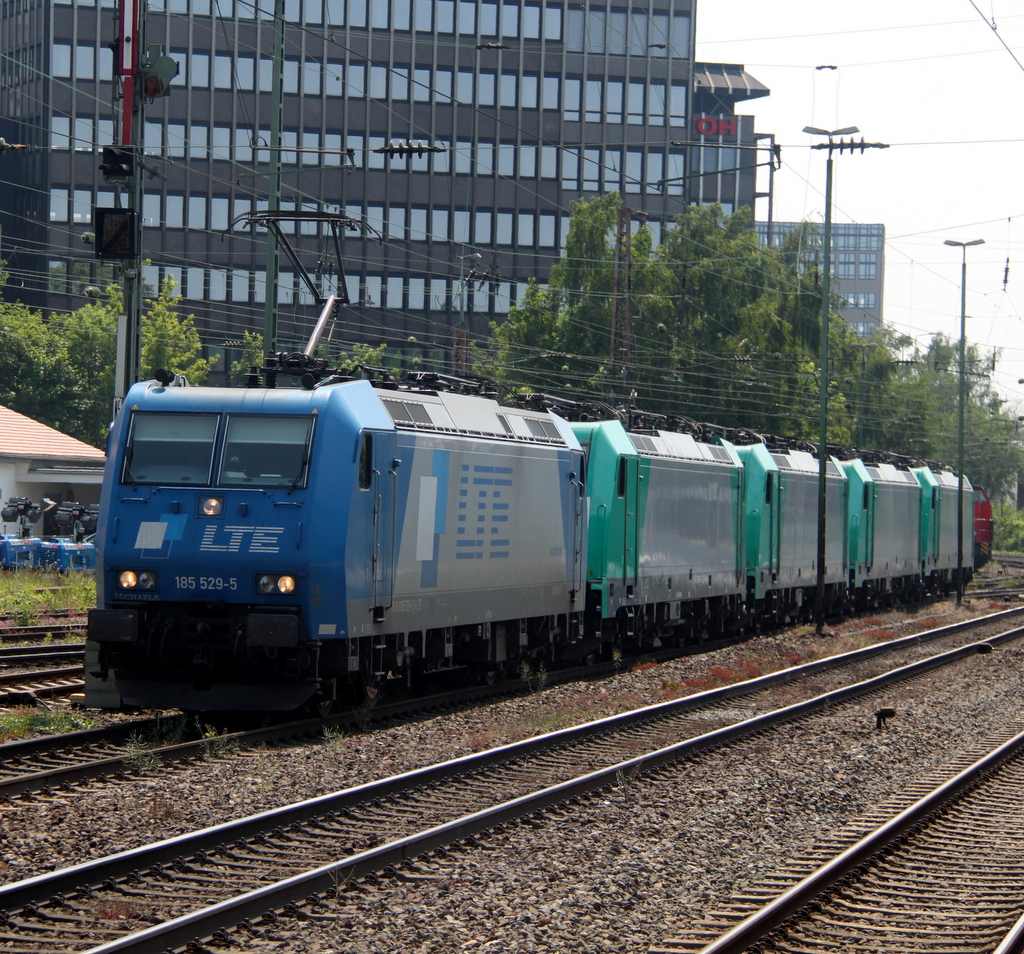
[0,569,95,618]
[0,706,96,742]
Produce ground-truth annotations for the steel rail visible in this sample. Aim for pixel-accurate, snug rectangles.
[690,726,1024,954]
[0,665,83,688]
[1,606,1021,801]
[1,626,1015,953]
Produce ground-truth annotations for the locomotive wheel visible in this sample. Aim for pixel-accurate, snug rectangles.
[311,694,333,718]
[362,674,385,706]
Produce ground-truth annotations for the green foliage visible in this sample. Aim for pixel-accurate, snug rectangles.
[0,274,216,447]
[994,505,1024,553]
[0,707,95,742]
[480,196,1024,497]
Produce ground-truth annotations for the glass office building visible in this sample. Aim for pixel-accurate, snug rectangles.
[756,221,885,336]
[1,0,769,377]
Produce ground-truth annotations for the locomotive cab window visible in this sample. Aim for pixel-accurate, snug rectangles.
[218,416,314,489]
[121,412,219,485]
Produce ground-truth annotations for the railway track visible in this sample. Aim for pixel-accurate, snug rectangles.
[0,642,84,664]
[1,611,1023,952]
[0,663,85,705]
[653,724,1024,953]
[0,606,1021,802]
[0,619,88,642]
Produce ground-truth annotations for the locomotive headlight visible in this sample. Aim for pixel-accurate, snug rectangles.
[118,569,157,590]
[256,574,297,595]
[199,496,224,516]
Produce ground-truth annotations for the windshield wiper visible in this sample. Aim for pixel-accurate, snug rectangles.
[288,453,308,494]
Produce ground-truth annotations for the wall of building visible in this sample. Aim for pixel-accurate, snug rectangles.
[3,0,770,376]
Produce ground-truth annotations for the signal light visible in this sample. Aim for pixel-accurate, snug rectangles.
[99,146,134,182]
[140,47,179,99]
[94,207,139,260]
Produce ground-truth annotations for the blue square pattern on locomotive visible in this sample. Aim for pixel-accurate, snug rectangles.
[343,389,585,639]
[97,379,583,645]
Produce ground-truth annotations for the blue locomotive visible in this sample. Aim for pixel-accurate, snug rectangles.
[87,367,977,713]
[89,373,585,711]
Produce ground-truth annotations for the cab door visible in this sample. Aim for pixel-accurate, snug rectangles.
[620,455,640,586]
[359,430,397,621]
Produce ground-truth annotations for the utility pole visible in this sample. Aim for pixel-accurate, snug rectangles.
[803,126,889,636]
[945,237,985,607]
[263,0,286,355]
[98,1,177,416]
[610,206,633,396]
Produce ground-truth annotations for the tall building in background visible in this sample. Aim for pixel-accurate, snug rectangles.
[756,220,885,336]
[1,0,770,379]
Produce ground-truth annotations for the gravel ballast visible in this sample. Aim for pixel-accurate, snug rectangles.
[2,595,1023,952]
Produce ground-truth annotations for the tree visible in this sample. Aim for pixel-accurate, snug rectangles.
[141,277,216,384]
[0,274,218,447]
[479,197,1024,497]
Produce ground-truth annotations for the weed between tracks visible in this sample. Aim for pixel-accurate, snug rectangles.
[0,706,95,742]
[0,569,95,619]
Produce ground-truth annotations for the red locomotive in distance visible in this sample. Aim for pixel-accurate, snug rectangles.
[974,486,994,569]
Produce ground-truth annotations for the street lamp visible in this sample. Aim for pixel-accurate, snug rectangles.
[803,125,888,635]
[944,237,985,607]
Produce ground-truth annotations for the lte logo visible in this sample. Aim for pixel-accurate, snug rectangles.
[693,117,737,137]
[199,525,284,553]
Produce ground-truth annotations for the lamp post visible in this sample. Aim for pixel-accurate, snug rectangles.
[803,125,888,635]
[944,237,985,608]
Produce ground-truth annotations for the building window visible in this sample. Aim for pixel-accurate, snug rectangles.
[541,146,557,179]
[209,269,227,300]
[188,196,207,230]
[408,277,426,310]
[837,252,856,280]
[519,144,536,178]
[75,45,94,80]
[542,75,559,110]
[51,116,70,150]
[436,0,454,31]
[646,151,664,194]
[669,83,686,126]
[859,254,877,280]
[564,78,581,121]
[583,148,600,191]
[500,2,519,37]
[562,151,579,189]
[166,195,184,227]
[211,197,229,230]
[475,211,492,245]
[190,53,210,88]
[70,190,90,224]
[496,212,513,245]
[214,54,232,88]
[517,213,534,246]
[50,189,69,222]
[189,125,208,159]
[52,44,71,77]
[627,83,644,124]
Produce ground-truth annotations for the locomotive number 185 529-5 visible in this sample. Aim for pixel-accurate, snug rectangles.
[175,576,239,591]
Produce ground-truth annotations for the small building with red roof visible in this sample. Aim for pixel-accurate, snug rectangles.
[0,405,106,536]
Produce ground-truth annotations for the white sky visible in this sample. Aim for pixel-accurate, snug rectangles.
[695,1,1024,407]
